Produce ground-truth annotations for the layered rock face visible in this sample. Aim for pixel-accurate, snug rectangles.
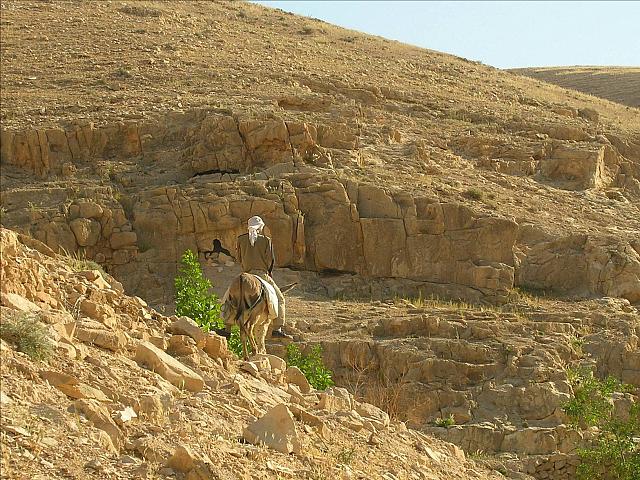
[2,109,638,305]
[297,295,639,479]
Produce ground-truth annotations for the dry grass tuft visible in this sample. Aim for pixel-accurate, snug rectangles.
[0,311,53,360]
[61,248,107,278]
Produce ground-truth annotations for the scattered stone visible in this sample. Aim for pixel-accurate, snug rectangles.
[1,292,41,312]
[203,333,229,359]
[114,406,137,425]
[166,445,197,473]
[286,366,311,393]
[243,404,301,454]
[73,399,124,452]
[168,317,206,347]
[135,341,204,392]
[84,459,103,471]
[2,425,31,437]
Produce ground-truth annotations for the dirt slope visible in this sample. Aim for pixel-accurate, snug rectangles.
[510,66,640,108]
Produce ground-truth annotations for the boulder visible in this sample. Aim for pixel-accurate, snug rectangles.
[355,401,390,428]
[252,353,286,373]
[578,108,599,123]
[243,404,301,454]
[110,231,137,249]
[167,335,198,357]
[58,383,110,401]
[137,393,172,420]
[77,201,103,219]
[203,333,229,359]
[135,341,204,392]
[540,145,609,190]
[0,292,41,312]
[69,218,101,247]
[286,366,311,394]
[77,270,111,290]
[80,300,117,328]
[132,436,172,463]
[168,316,206,347]
[166,445,198,473]
[73,399,123,452]
[317,392,350,413]
[75,327,127,352]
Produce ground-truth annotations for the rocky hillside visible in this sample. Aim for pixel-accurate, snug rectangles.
[510,67,640,108]
[1,1,639,479]
[1,1,639,306]
[0,227,500,479]
[289,292,638,477]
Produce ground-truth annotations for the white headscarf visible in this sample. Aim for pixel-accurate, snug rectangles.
[247,216,265,246]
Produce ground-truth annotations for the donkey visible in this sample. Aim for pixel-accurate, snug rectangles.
[221,273,296,359]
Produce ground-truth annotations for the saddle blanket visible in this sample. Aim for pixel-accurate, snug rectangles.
[255,275,279,320]
[222,274,278,320]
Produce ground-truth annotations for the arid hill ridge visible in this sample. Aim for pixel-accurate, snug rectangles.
[2,2,639,131]
[510,66,640,109]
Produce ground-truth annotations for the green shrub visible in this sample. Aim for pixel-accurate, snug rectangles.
[286,344,334,390]
[174,249,222,332]
[463,188,484,201]
[336,447,356,465]
[0,312,53,360]
[435,413,456,428]
[227,325,248,358]
[563,367,639,480]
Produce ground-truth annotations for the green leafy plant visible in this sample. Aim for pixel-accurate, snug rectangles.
[0,312,53,361]
[227,325,248,358]
[563,367,639,480]
[564,367,633,428]
[435,413,456,428]
[174,249,222,332]
[286,344,334,390]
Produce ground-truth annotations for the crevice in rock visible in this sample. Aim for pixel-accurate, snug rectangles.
[191,168,239,178]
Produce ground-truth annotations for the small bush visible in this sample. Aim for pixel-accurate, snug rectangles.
[563,367,639,480]
[463,188,484,201]
[286,344,334,390]
[564,367,633,428]
[0,312,53,360]
[174,250,222,332]
[336,447,356,465]
[435,413,456,428]
[227,325,248,358]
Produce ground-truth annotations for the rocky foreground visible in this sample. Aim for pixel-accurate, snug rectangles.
[0,227,502,480]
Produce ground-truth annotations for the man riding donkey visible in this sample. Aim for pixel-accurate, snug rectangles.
[217,215,293,340]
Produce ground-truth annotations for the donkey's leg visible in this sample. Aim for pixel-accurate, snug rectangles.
[247,317,259,356]
[239,313,250,360]
[255,313,270,355]
[240,329,249,360]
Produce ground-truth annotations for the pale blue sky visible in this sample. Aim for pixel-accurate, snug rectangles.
[254,1,640,69]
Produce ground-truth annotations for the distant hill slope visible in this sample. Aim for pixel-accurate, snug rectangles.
[510,66,640,108]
